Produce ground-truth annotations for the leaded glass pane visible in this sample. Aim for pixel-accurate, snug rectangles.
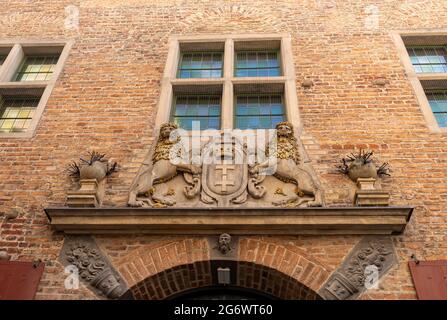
[0,97,39,132]
[15,55,59,82]
[172,95,221,130]
[408,47,447,73]
[235,51,281,77]
[178,52,223,78]
[235,95,285,129]
[426,90,447,127]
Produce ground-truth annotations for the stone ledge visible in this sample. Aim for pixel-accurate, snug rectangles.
[44,206,413,235]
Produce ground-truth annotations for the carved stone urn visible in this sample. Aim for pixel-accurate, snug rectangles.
[67,151,117,207]
[346,160,377,182]
[79,161,108,181]
[339,150,390,206]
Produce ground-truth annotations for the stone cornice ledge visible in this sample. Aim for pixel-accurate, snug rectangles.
[44,206,413,235]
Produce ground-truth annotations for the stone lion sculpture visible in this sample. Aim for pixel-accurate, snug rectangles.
[128,122,201,207]
[250,121,324,207]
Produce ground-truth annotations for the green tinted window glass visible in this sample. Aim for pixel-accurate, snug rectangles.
[235,95,285,129]
[426,90,447,127]
[172,95,221,130]
[235,51,280,77]
[178,52,223,78]
[408,47,447,73]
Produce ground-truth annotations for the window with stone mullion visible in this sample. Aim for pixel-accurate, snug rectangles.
[172,95,221,130]
[178,52,223,78]
[0,97,38,132]
[15,55,59,81]
[408,47,447,73]
[235,94,285,129]
[426,89,447,127]
[235,51,280,77]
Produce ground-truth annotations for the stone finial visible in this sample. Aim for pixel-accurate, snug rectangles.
[67,151,117,182]
[67,151,117,207]
[338,150,390,206]
[338,149,390,182]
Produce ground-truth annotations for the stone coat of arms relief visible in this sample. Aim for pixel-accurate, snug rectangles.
[128,121,324,208]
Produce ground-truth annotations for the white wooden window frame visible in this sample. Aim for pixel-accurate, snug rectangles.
[0,40,73,138]
[154,34,302,134]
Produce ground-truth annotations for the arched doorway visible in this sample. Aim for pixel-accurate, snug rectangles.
[127,260,323,300]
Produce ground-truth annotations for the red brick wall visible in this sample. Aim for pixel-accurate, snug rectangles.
[1,0,447,299]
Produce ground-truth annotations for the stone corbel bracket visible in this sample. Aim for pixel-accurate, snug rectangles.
[59,236,130,299]
[319,236,397,300]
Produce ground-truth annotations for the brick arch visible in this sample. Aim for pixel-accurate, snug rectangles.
[178,4,288,32]
[237,237,332,294]
[114,237,331,299]
[128,260,323,300]
[115,238,211,289]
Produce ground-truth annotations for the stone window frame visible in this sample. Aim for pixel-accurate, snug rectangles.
[391,30,447,133]
[0,40,73,138]
[154,34,302,134]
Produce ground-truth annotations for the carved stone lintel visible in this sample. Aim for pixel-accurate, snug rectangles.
[67,179,104,207]
[59,236,128,299]
[320,236,397,300]
[354,178,390,206]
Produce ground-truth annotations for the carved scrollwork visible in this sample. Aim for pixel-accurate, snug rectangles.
[343,239,392,288]
[183,173,201,199]
[320,236,396,300]
[247,168,266,199]
[60,236,128,299]
[127,122,325,208]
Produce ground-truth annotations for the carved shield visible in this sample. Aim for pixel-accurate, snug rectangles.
[201,139,248,207]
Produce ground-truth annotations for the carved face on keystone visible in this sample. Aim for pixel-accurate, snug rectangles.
[276,122,294,137]
[218,233,232,254]
[159,123,178,139]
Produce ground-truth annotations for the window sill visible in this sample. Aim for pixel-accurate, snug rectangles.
[416,72,447,81]
[0,130,35,139]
